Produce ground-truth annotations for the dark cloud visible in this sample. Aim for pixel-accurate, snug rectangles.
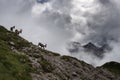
[67,42,81,53]
[98,0,111,5]
[66,0,120,66]
[84,1,120,46]
[37,0,49,4]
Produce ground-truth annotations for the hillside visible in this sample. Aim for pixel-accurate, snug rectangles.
[0,25,120,80]
[102,61,120,76]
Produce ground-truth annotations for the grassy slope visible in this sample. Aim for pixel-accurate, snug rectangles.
[0,26,32,80]
[102,61,120,76]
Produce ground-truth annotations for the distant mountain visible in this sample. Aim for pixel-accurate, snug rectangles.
[83,42,105,58]
[83,42,112,58]
[0,25,120,80]
[37,0,49,4]
[67,41,107,58]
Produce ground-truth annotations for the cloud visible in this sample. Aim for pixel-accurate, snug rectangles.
[96,41,120,66]
[0,0,72,55]
[66,0,120,66]
[0,0,120,66]
[37,0,49,4]
[98,0,111,5]
[85,1,120,46]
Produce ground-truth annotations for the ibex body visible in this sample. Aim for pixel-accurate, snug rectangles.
[10,26,15,32]
[38,42,47,49]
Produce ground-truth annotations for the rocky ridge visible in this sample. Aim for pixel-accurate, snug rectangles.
[0,25,120,80]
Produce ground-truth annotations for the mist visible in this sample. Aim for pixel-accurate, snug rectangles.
[0,0,120,66]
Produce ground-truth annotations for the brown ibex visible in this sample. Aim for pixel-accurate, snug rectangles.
[15,29,22,35]
[10,26,15,32]
[38,42,47,49]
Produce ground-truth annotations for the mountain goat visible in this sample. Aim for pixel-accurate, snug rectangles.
[15,29,22,35]
[38,42,47,49]
[10,26,15,32]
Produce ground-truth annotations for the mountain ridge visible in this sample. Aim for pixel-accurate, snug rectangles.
[0,25,120,80]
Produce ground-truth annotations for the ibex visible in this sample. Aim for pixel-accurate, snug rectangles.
[38,42,47,49]
[15,29,22,35]
[10,26,15,32]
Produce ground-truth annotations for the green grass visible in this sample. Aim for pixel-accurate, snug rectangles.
[0,26,31,50]
[0,48,32,80]
[102,61,120,76]
[0,52,32,80]
[0,26,32,80]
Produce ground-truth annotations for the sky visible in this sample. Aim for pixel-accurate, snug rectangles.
[0,0,120,66]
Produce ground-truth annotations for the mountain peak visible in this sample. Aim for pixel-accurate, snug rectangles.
[83,42,105,58]
[83,42,97,49]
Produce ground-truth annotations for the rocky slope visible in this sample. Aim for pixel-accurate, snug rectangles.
[0,25,120,80]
